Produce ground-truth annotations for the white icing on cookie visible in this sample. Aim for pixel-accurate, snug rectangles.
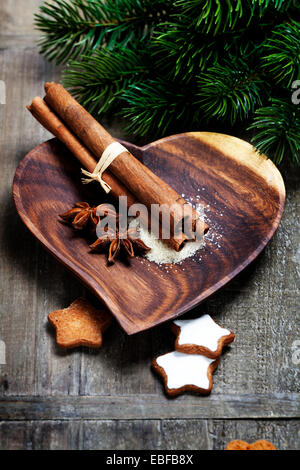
[156,351,215,390]
[174,314,231,352]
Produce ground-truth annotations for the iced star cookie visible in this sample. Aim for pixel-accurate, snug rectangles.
[152,350,219,396]
[48,298,112,349]
[171,314,235,358]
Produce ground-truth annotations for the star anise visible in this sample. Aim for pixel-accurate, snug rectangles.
[89,227,151,264]
[59,202,117,231]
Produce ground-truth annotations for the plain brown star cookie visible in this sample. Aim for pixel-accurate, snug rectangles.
[250,440,277,450]
[226,439,276,450]
[48,298,112,349]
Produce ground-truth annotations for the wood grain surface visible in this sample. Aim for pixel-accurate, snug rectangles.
[0,419,298,450]
[0,0,299,451]
[13,133,285,334]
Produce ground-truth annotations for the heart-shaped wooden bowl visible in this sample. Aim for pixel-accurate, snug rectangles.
[13,132,285,334]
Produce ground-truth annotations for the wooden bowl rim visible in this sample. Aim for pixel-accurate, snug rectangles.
[13,132,286,333]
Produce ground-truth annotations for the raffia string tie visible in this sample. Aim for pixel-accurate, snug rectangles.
[81,142,129,193]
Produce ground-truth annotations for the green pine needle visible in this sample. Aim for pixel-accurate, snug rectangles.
[249,98,300,165]
[121,79,198,137]
[261,20,300,86]
[62,46,148,115]
[196,60,267,124]
[153,22,219,81]
[174,0,245,35]
[173,0,293,36]
[35,0,173,64]
[35,0,300,166]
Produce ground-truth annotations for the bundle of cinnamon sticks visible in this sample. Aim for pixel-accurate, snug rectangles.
[27,83,208,251]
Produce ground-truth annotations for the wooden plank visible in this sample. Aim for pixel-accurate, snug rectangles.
[0,419,298,450]
[0,44,299,409]
[208,419,300,451]
[0,420,81,450]
[0,45,67,397]
[160,420,210,450]
[81,420,163,450]
[0,9,299,458]
[0,394,299,420]
[0,35,40,49]
[0,0,43,36]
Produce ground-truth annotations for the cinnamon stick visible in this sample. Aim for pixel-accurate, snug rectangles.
[27,98,192,250]
[28,85,209,250]
[43,83,208,246]
[27,97,136,206]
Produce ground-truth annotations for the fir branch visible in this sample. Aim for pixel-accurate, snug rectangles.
[261,20,300,87]
[196,59,267,124]
[36,0,300,166]
[174,0,293,36]
[153,23,219,81]
[154,20,262,82]
[35,0,173,64]
[249,98,300,165]
[120,79,199,137]
[253,0,294,12]
[62,46,148,115]
[175,0,244,35]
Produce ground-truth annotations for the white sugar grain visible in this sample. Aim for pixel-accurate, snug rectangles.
[138,226,205,265]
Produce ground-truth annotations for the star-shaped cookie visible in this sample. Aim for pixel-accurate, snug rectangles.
[226,440,276,450]
[48,298,112,349]
[171,314,235,358]
[152,350,219,396]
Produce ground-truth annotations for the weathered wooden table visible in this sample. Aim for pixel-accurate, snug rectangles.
[0,1,299,450]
